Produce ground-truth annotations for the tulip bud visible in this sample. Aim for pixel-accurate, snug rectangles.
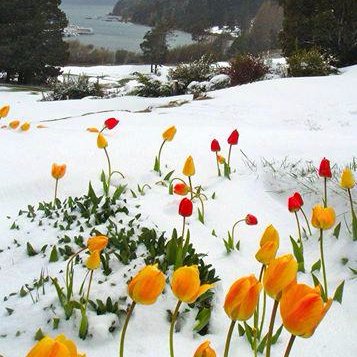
[340,168,355,189]
[87,235,109,252]
[85,250,101,270]
[210,139,221,152]
[224,275,261,321]
[245,214,258,225]
[128,265,165,305]
[318,157,332,178]
[280,282,332,338]
[87,127,99,133]
[288,195,301,212]
[255,224,279,265]
[194,340,216,357]
[51,163,67,180]
[21,122,30,131]
[293,192,303,206]
[9,120,20,129]
[162,125,177,141]
[182,155,195,177]
[173,183,189,196]
[217,154,225,164]
[311,205,335,230]
[179,198,193,217]
[171,265,214,303]
[0,105,10,118]
[104,117,119,130]
[97,133,108,149]
[227,129,239,145]
[26,334,85,357]
[263,254,298,300]
[36,125,47,129]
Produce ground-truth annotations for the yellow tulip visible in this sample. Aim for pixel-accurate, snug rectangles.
[171,265,214,304]
[162,125,177,141]
[51,163,67,180]
[87,127,99,133]
[97,133,108,149]
[194,340,216,357]
[21,122,30,131]
[255,224,279,265]
[9,120,20,129]
[26,334,85,357]
[263,254,298,300]
[224,275,262,321]
[85,250,101,270]
[87,235,108,252]
[0,105,10,118]
[128,264,165,305]
[311,205,335,230]
[340,168,355,189]
[183,155,195,177]
[280,282,332,338]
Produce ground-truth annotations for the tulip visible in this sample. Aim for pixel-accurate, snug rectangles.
[227,129,239,145]
[9,120,20,129]
[211,139,221,152]
[173,183,189,196]
[228,215,258,253]
[226,129,239,179]
[120,265,166,357]
[87,235,108,252]
[311,205,335,230]
[288,195,301,212]
[183,155,195,177]
[87,127,99,133]
[51,163,67,202]
[36,124,47,129]
[340,167,355,189]
[224,275,261,357]
[97,133,108,149]
[21,122,30,131]
[154,125,177,175]
[194,340,216,357]
[162,125,177,141]
[85,250,100,270]
[293,192,303,206]
[245,214,258,225]
[0,105,10,118]
[318,157,332,178]
[26,334,85,357]
[104,117,119,130]
[179,198,193,218]
[255,225,279,265]
[217,154,225,164]
[289,192,312,236]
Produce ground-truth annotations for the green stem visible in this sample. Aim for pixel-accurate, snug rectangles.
[110,170,125,179]
[104,147,112,188]
[348,188,355,216]
[227,144,233,167]
[54,179,59,203]
[65,248,86,300]
[223,320,236,357]
[283,334,296,357]
[215,152,221,176]
[188,176,193,200]
[324,177,327,207]
[319,228,328,298]
[265,298,279,357]
[84,270,94,311]
[181,217,186,240]
[259,291,267,339]
[119,302,136,357]
[197,194,205,224]
[169,300,182,357]
[79,270,90,296]
[294,211,303,251]
[156,139,167,176]
[231,219,245,248]
[300,207,312,236]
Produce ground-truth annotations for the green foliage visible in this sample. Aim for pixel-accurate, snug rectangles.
[130,73,173,97]
[287,48,337,77]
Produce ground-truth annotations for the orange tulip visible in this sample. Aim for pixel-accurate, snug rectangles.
[263,254,298,300]
[51,163,67,180]
[182,156,195,177]
[280,282,332,338]
[128,265,165,305]
[36,124,47,129]
[255,225,279,265]
[0,105,10,118]
[9,120,20,129]
[224,275,261,321]
[171,265,214,304]
[217,154,225,164]
[162,125,177,141]
[21,122,30,131]
[85,250,101,270]
[97,133,108,148]
[26,334,85,357]
[311,205,335,230]
[87,127,99,133]
[87,235,108,252]
[194,340,216,357]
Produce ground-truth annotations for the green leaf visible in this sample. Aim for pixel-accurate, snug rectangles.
[243,322,254,348]
[163,170,175,181]
[168,183,173,195]
[26,242,37,257]
[289,236,305,272]
[333,280,345,304]
[311,259,321,273]
[224,162,231,179]
[53,317,60,330]
[352,210,357,241]
[79,309,88,340]
[88,181,99,205]
[193,308,211,332]
[112,184,127,202]
[198,207,204,224]
[34,328,44,341]
[258,334,268,353]
[333,222,341,239]
[238,323,245,336]
[272,324,283,344]
[6,308,14,316]
[130,189,137,198]
[153,156,160,172]
[49,246,58,263]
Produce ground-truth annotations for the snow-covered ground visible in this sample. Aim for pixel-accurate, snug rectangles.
[0,65,356,356]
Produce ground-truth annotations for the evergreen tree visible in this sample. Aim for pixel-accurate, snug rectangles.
[0,0,68,84]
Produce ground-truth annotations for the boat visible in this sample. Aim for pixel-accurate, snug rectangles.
[63,25,94,37]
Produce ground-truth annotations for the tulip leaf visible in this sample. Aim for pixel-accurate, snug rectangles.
[352,210,357,241]
[289,236,305,272]
[79,309,88,340]
[333,222,341,239]
[258,333,268,353]
[224,163,231,179]
[311,259,321,273]
[272,324,283,344]
[238,323,245,336]
[193,308,211,332]
[112,184,127,202]
[49,246,59,263]
[53,317,60,330]
[88,181,99,205]
[153,156,160,173]
[333,280,345,304]
[34,328,44,341]
[26,242,38,257]
[163,170,175,182]
[198,207,204,224]
[243,322,254,348]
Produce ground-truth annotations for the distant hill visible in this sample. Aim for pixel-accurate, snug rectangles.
[62,0,116,5]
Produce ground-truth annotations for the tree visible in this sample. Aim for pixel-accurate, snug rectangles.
[140,23,171,74]
[0,0,68,84]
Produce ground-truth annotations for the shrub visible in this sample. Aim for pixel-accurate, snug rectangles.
[115,49,143,64]
[287,48,337,77]
[168,55,216,88]
[221,54,269,86]
[45,74,104,101]
[130,73,173,97]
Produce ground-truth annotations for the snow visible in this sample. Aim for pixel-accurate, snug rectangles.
[0,65,357,356]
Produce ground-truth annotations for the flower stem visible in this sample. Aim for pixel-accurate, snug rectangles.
[188,176,193,200]
[119,302,136,357]
[215,152,221,176]
[169,300,182,357]
[283,334,296,357]
[319,228,328,298]
[84,270,94,311]
[231,219,244,248]
[300,207,312,236]
[265,298,279,357]
[54,179,59,203]
[156,140,167,176]
[104,147,112,188]
[197,194,205,224]
[227,144,233,168]
[181,217,186,240]
[348,188,355,216]
[65,248,86,300]
[294,211,303,251]
[223,320,236,357]
[259,291,267,339]
[324,177,327,207]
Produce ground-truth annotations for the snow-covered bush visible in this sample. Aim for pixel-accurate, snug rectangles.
[287,49,338,77]
[209,74,231,90]
[187,80,212,94]
[130,73,173,97]
[221,54,269,86]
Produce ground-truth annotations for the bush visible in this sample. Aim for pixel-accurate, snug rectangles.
[168,55,216,88]
[130,73,173,97]
[221,54,269,86]
[115,49,143,65]
[287,49,337,77]
[45,74,104,101]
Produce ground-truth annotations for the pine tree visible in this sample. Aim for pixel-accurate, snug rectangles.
[0,0,68,84]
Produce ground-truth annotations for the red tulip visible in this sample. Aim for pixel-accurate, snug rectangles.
[288,195,302,212]
[104,118,119,130]
[318,157,332,178]
[227,129,239,145]
[174,183,189,196]
[245,214,258,225]
[293,192,303,206]
[179,198,193,217]
[211,139,221,152]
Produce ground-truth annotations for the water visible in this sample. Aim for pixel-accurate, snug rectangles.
[60,2,193,52]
